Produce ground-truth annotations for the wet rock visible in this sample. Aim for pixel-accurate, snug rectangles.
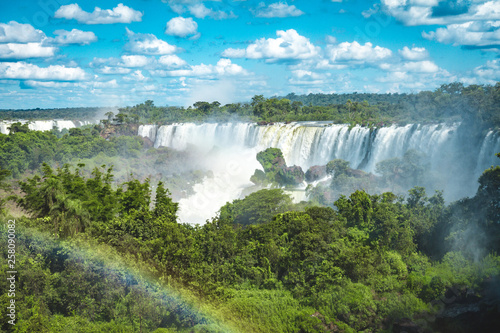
[277,165,305,185]
[305,165,327,183]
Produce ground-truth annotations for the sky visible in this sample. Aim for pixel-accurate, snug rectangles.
[0,0,499,109]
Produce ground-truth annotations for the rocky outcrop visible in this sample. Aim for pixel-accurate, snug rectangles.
[256,148,286,173]
[277,165,305,185]
[253,148,305,186]
[305,165,327,183]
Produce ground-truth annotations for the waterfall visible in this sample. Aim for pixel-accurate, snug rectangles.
[138,121,500,224]
[0,119,99,134]
[140,122,490,175]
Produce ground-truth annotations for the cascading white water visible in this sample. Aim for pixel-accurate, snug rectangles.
[138,121,500,224]
[140,122,494,173]
[0,119,100,134]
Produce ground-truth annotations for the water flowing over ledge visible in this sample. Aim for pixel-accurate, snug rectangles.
[0,120,98,134]
[138,121,500,224]
[139,122,500,179]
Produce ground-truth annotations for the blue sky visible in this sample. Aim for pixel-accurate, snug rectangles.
[0,0,499,109]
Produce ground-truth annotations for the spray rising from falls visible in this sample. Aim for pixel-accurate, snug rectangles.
[141,122,499,224]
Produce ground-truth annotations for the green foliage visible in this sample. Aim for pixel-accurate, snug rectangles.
[106,83,500,128]
[2,144,500,332]
[326,159,350,178]
[219,189,292,226]
[0,125,144,177]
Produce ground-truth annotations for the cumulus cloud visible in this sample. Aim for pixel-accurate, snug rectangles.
[254,2,305,18]
[222,29,319,61]
[288,69,330,86]
[399,46,429,61]
[125,28,179,55]
[0,43,57,59]
[165,17,199,38]
[151,58,248,77]
[52,29,97,45]
[124,70,149,82]
[55,3,143,24]
[0,62,88,80]
[423,21,500,48]
[158,54,188,68]
[119,55,152,67]
[326,41,392,63]
[165,1,236,20]
[473,59,500,82]
[381,0,500,26]
[380,60,440,73]
[0,21,45,43]
[96,66,132,75]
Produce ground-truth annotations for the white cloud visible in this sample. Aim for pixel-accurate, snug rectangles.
[0,43,57,59]
[151,58,248,77]
[399,46,429,60]
[96,66,132,75]
[254,2,305,18]
[55,3,143,24]
[381,0,500,26]
[119,55,152,68]
[158,54,188,68]
[165,17,199,38]
[423,21,500,47]
[52,29,97,45]
[166,2,236,20]
[91,79,119,88]
[222,29,319,61]
[125,28,179,55]
[0,62,88,80]
[380,60,440,73]
[288,70,330,86]
[473,59,500,82]
[0,21,45,43]
[327,41,392,63]
[188,3,236,19]
[124,70,148,82]
[22,80,75,88]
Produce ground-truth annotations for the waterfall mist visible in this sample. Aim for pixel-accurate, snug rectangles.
[138,121,500,224]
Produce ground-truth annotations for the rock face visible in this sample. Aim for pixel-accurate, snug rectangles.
[254,148,305,186]
[305,165,327,183]
[256,148,286,173]
[277,165,305,185]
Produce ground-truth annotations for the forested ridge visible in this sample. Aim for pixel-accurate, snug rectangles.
[0,107,117,121]
[113,82,500,129]
[2,83,499,129]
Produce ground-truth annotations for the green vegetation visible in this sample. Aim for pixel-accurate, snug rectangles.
[0,153,499,331]
[114,82,500,129]
[0,107,115,120]
[251,148,305,186]
[0,85,499,331]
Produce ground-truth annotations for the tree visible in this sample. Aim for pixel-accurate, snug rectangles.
[153,181,178,220]
[105,111,114,122]
[0,168,11,215]
[8,122,30,134]
[193,101,212,114]
[219,189,292,226]
[326,159,350,178]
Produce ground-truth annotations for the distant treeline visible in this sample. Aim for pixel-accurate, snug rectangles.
[2,82,499,128]
[0,107,116,120]
[114,82,500,128]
